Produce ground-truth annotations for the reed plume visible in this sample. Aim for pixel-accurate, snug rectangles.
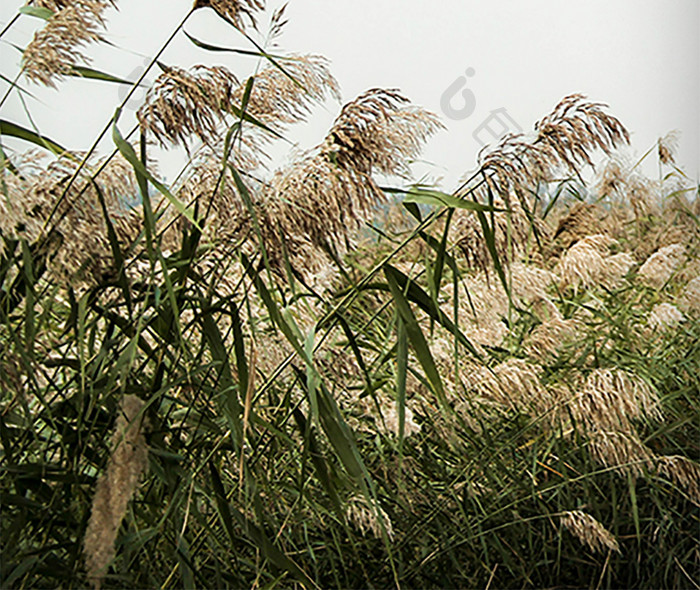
[657,130,680,166]
[656,455,700,506]
[255,88,442,277]
[587,430,654,477]
[138,65,240,148]
[84,395,149,589]
[193,0,265,30]
[571,368,662,435]
[346,494,394,540]
[22,0,114,87]
[453,94,628,272]
[677,276,700,315]
[647,302,685,333]
[0,152,140,285]
[637,243,685,288]
[560,511,620,554]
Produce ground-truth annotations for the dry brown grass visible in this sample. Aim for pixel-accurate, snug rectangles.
[22,0,114,87]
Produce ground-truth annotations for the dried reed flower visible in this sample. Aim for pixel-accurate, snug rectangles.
[657,130,680,165]
[29,0,77,10]
[234,54,340,134]
[628,176,660,221]
[637,243,685,288]
[556,234,613,292]
[138,65,240,148]
[656,455,700,506]
[595,155,629,199]
[560,510,620,554]
[380,402,421,438]
[321,88,444,177]
[256,89,442,277]
[571,368,662,434]
[452,194,531,272]
[84,395,149,589]
[647,302,685,333]
[22,1,114,87]
[599,252,635,289]
[525,299,578,360]
[587,430,654,477]
[463,94,629,204]
[465,358,553,416]
[510,262,558,303]
[1,152,140,286]
[677,276,700,315]
[346,494,394,540]
[551,202,602,250]
[193,0,264,30]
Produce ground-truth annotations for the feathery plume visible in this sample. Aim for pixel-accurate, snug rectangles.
[656,455,700,506]
[84,395,149,589]
[556,234,613,292]
[595,155,630,200]
[599,252,635,289]
[647,302,685,333]
[22,1,114,87]
[560,511,620,554]
[137,64,240,148]
[587,430,654,477]
[257,89,442,277]
[452,194,532,271]
[463,94,629,202]
[465,358,553,416]
[677,276,700,315]
[0,152,140,286]
[637,243,685,288]
[525,298,578,360]
[657,130,680,165]
[233,54,340,134]
[321,88,444,177]
[346,494,394,540]
[551,202,602,251]
[219,55,340,170]
[193,0,265,30]
[571,368,662,434]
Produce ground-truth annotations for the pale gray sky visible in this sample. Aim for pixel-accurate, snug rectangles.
[1,0,698,189]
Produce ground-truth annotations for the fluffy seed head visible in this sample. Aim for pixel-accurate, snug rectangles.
[193,0,265,29]
[677,276,700,315]
[84,395,149,589]
[556,234,613,292]
[137,64,240,148]
[561,511,621,554]
[647,303,685,333]
[656,455,700,506]
[587,430,654,477]
[637,243,686,288]
[22,1,113,87]
[657,130,680,165]
[346,494,394,540]
[571,368,662,435]
[321,88,444,177]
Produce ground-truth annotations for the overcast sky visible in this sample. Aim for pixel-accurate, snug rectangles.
[1,0,698,190]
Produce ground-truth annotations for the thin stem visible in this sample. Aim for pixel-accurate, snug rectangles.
[0,14,20,40]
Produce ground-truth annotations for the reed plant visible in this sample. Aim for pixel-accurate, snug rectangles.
[0,1,698,588]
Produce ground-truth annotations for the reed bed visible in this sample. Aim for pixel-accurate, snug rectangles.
[0,2,698,588]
